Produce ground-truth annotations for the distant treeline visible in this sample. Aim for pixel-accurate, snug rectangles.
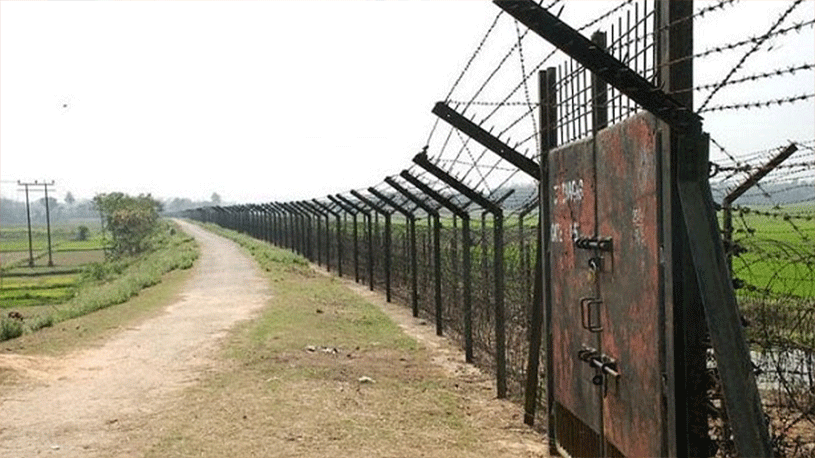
[710,179,814,206]
[1,197,100,225]
[501,180,813,209]
[1,195,223,226]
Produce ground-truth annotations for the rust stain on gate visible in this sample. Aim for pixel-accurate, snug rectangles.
[549,112,663,458]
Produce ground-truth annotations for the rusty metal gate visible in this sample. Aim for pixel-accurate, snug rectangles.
[548,113,664,458]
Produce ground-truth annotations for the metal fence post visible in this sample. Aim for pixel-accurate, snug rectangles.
[351,190,393,301]
[526,67,557,427]
[412,153,507,398]
[400,170,475,362]
[330,195,361,283]
[369,187,420,317]
[385,176,442,328]
[313,199,339,273]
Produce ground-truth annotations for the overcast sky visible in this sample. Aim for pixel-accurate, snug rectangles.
[1,1,812,205]
[1,1,502,204]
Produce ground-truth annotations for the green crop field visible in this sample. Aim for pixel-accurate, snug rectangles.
[51,250,105,266]
[0,225,108,253]
[727,204,814,299]
[0,224,107,310]
[0,220,199,342]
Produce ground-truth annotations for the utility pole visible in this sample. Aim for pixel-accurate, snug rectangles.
[43,181,54,266]
[18,182,35,267]
[17,180,56,268]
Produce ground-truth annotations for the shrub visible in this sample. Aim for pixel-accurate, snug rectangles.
[0,318,24,342]
[77,225,90,241]
[93,192,162,257]
[59,220,199,321]
[29,314,54,331]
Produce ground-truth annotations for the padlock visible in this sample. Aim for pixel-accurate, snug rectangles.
[588,256,602,271]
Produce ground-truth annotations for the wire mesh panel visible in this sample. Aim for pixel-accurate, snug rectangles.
[390,215,413,305]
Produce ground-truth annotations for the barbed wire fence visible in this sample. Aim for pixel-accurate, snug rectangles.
[694,1,814,454]
[184,1,814,456]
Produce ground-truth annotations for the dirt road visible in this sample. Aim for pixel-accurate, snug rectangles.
[0,220,270,456]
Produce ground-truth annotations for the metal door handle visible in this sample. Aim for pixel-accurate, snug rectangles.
[580,297,603,332]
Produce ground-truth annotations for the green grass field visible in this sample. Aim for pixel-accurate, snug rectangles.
[728,204,814,298]
[0,225,108,258]
[0,244,102,305]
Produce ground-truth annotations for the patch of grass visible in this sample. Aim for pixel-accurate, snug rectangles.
[726,205,814,298]
[199,222,308,270]
[28,314,54,331]
[0,318,24,341]
[54,238,109,251]
[195,222,415,353]
[55,221,199,322]
[2,265,81,276]
[0,274,77,289]
[0,226,108,252]
[0,265,195,356]
[50,249,106,266]
[0,287,74,308]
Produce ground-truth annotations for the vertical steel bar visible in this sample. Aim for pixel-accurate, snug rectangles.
[519,212,527,310]
[282,206,289,249]
[656,0,707,455]
[581,67,589,137]
[325,211,331,271]
[452,215,459,312]
[523,67,556,432]
[433,215,443,336]
[352,212,360,282]
[557,64,564,144]
[336,210,343,277]
[481,211,488,310]
[410,215,419,316]
[367,212,374,290]
[635,2,640,78]
[384,213,392,302]
[591,31,609,131]
[462,216,473,362]
[569,59,576,141]
[298,207,306,255]
[611,22,617,123]
[306,203,322,266]
[619,14,625,119]
[266,204,275,244]
[627,9,632,115]
[494,211,507,399]
[304,206,313,260]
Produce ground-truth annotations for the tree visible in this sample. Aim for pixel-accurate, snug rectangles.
[211,192,222,205]
[38,197,59,209]
[64,191,75,205]
[93,192,162,256]
[77,225,90,241]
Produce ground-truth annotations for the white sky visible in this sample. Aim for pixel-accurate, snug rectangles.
[1,1,812,205]
[1,1,501,203]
